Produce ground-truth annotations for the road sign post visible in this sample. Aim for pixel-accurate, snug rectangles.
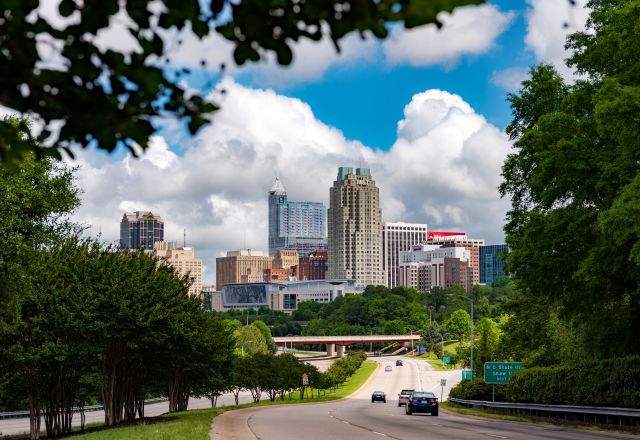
[483,362,525,385]
[440,378,446,401]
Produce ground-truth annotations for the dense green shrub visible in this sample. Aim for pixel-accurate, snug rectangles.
[449,378,507,401]
[506,356,640,407]
[450,357,640,408]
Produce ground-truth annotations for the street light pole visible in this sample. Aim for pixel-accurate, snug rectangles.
[447,293,475,378]
[405,326,414,356]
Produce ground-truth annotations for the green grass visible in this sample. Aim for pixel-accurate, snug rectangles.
[67,361,378,440]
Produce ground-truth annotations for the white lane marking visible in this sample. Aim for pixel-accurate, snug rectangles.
[372,431,387,436]
[486,435,508,439]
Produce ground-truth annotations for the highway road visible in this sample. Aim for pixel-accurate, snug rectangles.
[212,356,638,440]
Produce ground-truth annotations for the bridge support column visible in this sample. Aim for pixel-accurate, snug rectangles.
[336,345,345,358]
[326,344,335,357]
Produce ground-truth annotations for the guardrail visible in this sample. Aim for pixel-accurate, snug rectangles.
[0,397,168,420]
[448,397,640,426]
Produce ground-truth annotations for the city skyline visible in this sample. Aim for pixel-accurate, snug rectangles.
[109,172,503,285]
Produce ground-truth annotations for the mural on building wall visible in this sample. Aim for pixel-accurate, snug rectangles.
[223,284,268,306]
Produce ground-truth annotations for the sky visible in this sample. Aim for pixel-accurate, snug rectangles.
[25,0,591,284]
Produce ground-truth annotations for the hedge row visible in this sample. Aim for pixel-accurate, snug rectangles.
[449,356,640,408]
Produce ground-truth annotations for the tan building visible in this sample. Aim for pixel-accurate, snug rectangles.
[425,235,485,285]
[273,249,299,269]
[216,249,273,289]
[328,167,384,287]
[153,242,203,296]
[383,221,428,288]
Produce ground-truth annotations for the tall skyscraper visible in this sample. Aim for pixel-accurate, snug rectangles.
[383,221,428,288]
[120,211,164,250]
[268,178,327,257]
[479,244,509,284]
[327,167,384,287]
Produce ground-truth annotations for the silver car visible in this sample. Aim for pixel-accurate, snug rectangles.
[398,389,414,406]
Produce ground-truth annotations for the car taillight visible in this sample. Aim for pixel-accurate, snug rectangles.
[429,398,438,403]
[411,398,418,403]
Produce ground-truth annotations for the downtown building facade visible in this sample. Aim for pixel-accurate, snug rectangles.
[295,250,328,281]
[268,178,327,257]
[119,211,164,250]
[479,244,509,285]
[327,167,384,287]
[425,233,484,286]
[153,241,203,296]
[398,244,473,291]
[210,279,361,312]
[383,221,428,288]
[216,249,273,289]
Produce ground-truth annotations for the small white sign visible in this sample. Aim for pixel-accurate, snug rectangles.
[440,379,447,387]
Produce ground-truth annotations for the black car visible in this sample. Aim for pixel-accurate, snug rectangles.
[396,359,403,366]
[371,391,386,403]
[405,391,438,416]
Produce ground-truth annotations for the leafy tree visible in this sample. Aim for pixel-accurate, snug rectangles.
[500,0,640,359]
[0,0,482,162]
[382,319,407,335]
[473,317,502,376]
[445,309,471,338]
[252,319,274,347]
[237,324,268,356]
[292,301,323,321]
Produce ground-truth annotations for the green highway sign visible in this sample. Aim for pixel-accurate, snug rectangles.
[443,356,451,364]
[484,362,525,384]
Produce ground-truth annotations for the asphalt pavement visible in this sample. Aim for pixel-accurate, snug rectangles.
[213,356,638,440]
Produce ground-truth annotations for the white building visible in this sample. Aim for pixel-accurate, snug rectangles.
[210,279,362,313]
[398,245,472,291]
[383,222,428,288]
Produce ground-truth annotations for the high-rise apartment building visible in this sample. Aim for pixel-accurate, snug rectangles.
[480,244,509,285]
[425,233,484,286]
[120,211,164,250]
[383,222,428,288]
[327,167,384,287]
[153,242,203,296]
[398,244,473,291]
[268,178,327,257]
[216,250,273,289]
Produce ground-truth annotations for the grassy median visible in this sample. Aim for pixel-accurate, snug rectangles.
[64,360,377,440]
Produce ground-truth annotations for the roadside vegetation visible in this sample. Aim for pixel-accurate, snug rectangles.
[18,359,377,440]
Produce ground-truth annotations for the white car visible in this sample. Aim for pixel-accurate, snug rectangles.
[398,389,414,406]
[385,365,392,372]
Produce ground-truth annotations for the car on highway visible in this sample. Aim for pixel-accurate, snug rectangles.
[371,391,386,403]
[405,391,438,416]
[385,365,392,372]
[396,359,403,366]
[374,350,382,356]
[397,389,414,406]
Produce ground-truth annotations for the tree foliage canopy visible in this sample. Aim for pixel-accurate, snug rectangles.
[0,0,483,163]
[500,0,640,360]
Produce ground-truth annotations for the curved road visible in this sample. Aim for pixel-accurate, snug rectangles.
[212,356,637,440]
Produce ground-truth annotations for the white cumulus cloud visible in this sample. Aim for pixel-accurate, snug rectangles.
[70,79,511,284]
[382,4,515,68]
[525,0,590,79]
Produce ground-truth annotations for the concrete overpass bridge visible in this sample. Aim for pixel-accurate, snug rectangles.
[272,334,421,357]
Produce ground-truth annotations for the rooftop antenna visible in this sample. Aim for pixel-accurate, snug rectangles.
[183,228,186,248]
